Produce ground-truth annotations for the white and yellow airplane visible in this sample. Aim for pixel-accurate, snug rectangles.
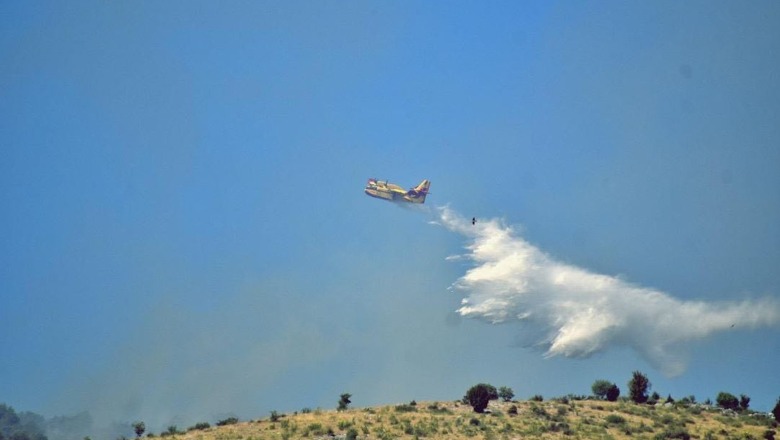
[364,178,430,204]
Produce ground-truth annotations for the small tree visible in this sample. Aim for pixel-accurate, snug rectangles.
[628,371,651,404]
[739,394,750,411]
[592,380,614,400]
[716,392,739,410]
[464,383,499,413]
[606,384,620,402]
[648,392,660,405]
[337,393,352,411]
[133,422,145,438]
[498,386,515,402]
[772,397,780,421]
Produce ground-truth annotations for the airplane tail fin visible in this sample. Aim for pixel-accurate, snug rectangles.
[407,179,430,203]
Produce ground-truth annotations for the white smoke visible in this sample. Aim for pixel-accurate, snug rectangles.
[436,207,780,376]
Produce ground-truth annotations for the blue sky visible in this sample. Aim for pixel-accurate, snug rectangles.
[2,0,779,431]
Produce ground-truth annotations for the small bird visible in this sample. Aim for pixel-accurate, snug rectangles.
[472,217,476,225]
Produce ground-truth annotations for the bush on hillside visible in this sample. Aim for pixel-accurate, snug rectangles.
[773,397,780,421]
[499,386,515,402]
[739,394,751,411]
[216,417,238,426]
[592,380,614,399]
[337,393,352,411]
[188,423,210,431]
[628,371,651,404]
[716,392,739,411]
[464,384,498,413]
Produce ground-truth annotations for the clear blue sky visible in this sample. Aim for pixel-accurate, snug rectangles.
[2,0,779,430]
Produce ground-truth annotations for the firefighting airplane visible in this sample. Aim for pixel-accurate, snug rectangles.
[364,178,430,204]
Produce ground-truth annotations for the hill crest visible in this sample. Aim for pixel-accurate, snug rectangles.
[162,399,777,440]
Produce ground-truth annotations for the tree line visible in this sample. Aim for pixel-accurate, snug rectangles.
[459,371,780,418]
[0,404,47,440]
[4,370,780,440]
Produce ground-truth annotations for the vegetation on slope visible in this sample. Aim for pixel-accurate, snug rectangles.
[5,373,780,440]
[158,398,777,440]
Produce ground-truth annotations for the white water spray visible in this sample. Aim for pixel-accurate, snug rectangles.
[436,207,779,376]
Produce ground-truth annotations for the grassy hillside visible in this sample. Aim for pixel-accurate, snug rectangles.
[163,399,777,440]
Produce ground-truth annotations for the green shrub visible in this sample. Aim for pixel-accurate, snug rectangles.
[499,386,515,402]
[159,426,178,438]
[638,422,654,433]
[740,395,751,411]
[394,404,417,412]
[373,427,393,440]
[549,421,571,433]
[607,385,621,402]
[216,417,239,426]
[531,404,549,418]
[306,423,324,436]
[717,392,740,410]
[188,422,210,431]
[655,426,690,440]
[403,420,414,435]
[605,414,626,425]
[629,371,651,404]
[592,380,614,399]
[426,403,451,414]
[464,383,499,413]
[338,393,352,411]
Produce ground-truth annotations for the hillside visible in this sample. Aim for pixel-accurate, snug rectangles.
[163,399,777,440]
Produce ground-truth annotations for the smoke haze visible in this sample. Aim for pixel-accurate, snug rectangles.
[436,207,780,376]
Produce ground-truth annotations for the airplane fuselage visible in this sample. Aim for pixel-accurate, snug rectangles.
[364,178,429,204]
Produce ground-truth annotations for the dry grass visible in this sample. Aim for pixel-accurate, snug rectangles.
[164,399,776,440]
